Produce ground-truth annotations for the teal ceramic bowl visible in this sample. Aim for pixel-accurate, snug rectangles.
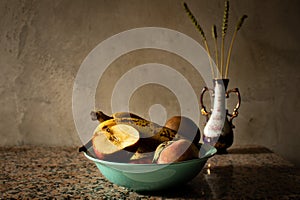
[84,143,216,191]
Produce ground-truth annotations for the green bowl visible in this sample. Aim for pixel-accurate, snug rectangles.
[84,143,216,191]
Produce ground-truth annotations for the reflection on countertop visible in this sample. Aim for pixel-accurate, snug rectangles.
[1,145,299,199]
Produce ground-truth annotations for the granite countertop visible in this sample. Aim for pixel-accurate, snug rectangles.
[1,145,299,199]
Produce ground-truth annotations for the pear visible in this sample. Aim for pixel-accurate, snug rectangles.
[165,116,201,144]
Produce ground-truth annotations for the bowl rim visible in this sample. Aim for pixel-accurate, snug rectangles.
[83,143,217,167]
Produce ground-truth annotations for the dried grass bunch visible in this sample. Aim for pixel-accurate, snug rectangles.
[183,1,247,79]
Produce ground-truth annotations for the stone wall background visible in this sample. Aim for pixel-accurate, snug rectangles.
[0,0,299,166]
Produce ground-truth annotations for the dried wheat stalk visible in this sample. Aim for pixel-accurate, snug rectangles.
[221,0,229,78]
[183,2,215,78]
[224,15,248,78]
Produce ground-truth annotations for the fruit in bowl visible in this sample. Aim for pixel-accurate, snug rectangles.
[83,111,201,162]
[165,116,201,145]
[92,123,139,162]
[80,111,217,191]
[153,139,200,164]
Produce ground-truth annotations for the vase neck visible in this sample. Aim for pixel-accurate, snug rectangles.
[213,79,229,91]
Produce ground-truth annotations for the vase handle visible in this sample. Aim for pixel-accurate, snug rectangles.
[226,88,241,123]
[200,86,213,121]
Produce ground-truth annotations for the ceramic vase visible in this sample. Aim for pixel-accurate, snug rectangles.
[200,79,241,153]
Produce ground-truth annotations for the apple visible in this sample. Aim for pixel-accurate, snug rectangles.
[92,123,139,162]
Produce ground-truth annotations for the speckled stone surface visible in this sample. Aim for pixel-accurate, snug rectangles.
[1,145,299,199]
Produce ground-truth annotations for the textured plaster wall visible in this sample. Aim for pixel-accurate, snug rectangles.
[0,0,299,165]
